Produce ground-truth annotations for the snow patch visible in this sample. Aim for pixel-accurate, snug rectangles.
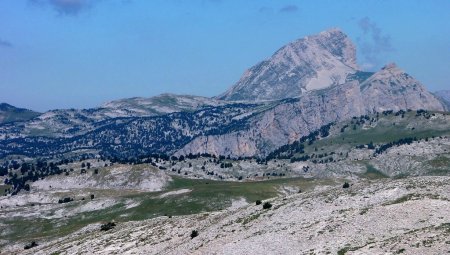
[159,189,191,198]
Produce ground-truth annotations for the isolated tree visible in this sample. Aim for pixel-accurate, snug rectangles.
[190,230,199,239]
[100,222,116,231]
[263,202,272,209]
[24,241,38,250]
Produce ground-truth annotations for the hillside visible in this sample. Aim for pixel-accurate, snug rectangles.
[8,176,450,255]
[0,94,227,139]
[267,109,450,177]
[101,93,228,116]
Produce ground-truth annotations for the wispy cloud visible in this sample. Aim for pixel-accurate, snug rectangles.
[0,38,13,48]
[279,4,298,13]
[29,0,100,16]
[258,6,273,13]
[51,0,93,15]
[357,17,395,70]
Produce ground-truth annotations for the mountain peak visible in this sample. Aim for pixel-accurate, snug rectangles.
[0,103,15,111]
[317,27,346,38]
[217,29,358,101]
[381,62,399,71]
[372,63,403,78]
[293,28,357,69]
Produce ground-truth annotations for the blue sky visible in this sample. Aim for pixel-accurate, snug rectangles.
[0,0,449,111]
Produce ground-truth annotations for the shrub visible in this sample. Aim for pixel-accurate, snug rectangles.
[100,222,116,231]
[190,230,199,239]
[262,202,272,209]
[58,197,73,204]
[343,182,350,189]
[255,200,262,205]
[24,241,38,250]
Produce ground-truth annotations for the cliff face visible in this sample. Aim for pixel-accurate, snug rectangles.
[177,69,446,157]
[178,81,364,157]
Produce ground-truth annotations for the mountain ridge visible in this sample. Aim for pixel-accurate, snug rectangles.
[0,29,447,159]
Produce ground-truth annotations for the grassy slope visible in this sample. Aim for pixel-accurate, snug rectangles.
[1,175,337,246]
[297,111,450,156]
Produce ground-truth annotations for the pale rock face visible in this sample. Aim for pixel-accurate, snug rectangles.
[361,63,446,112]
[178,64,446,157]
[217,28,358,101]
[177,81,366,157]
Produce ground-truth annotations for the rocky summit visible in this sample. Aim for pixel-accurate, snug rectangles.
[217,28,358,101]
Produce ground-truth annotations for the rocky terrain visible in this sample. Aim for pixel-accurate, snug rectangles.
[6,176,449,255]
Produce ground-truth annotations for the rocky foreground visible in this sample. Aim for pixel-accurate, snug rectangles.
[10,176,450,255]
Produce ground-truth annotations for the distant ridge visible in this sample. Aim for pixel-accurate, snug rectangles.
[0,103,40,124]
[434,90,450,110]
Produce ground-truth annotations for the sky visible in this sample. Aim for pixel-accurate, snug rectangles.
[0,0,449,111]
